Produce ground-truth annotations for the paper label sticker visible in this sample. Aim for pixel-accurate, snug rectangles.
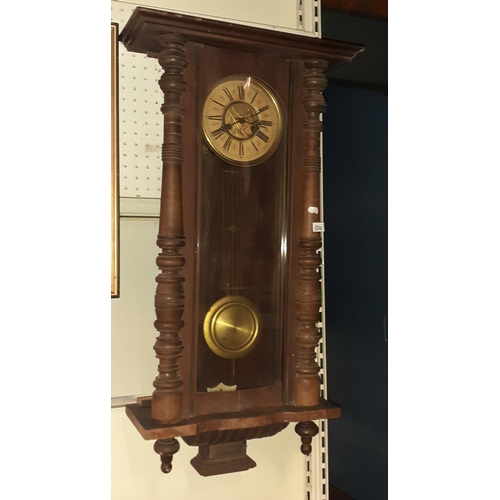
[308,206,319,214]
[312,222,325,232]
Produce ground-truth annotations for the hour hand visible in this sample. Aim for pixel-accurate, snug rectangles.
[243,116,259,125]
[226,110,244,127]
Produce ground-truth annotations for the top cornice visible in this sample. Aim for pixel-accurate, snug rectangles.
[119,7,364,70]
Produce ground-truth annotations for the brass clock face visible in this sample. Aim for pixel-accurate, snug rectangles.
[202,75,283,166]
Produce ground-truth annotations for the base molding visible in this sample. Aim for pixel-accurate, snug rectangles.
[126,398,340,440]
[182,422,287,476]
[190,441,256,476]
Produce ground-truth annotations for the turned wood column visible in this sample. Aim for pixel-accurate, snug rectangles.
[151,34,188,424]
[294,59,328,407]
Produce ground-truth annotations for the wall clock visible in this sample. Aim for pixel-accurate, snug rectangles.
[119,8,363,476]
[201,75,283,166]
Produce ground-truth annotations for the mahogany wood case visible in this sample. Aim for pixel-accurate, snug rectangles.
[119,7,363,476]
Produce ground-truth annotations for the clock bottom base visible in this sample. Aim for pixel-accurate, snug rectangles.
[183,421,288,476]
[127,399,340,475]
[190,441,256,476]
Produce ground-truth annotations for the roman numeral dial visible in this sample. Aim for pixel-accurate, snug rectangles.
[202,75,283,167]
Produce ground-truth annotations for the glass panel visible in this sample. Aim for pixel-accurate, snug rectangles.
[197,83,287,392]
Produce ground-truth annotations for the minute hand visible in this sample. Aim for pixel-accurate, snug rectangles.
[246,106,269,119]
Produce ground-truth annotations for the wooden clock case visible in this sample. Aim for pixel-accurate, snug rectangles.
[119,7,363,476]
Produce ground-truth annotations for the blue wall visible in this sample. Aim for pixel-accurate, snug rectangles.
[323,84,388,500]
[322,11,387,86]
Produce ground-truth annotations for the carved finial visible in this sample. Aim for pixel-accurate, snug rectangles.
[154,438,181,474]
[295,421,319,456]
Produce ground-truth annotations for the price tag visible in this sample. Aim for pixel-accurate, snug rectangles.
[312,222,325,232]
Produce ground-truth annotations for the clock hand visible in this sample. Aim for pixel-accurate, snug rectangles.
[224,108,243,129]
[244,107,269,120]
[242,115,266,128]
[243,118,260,126]
[223,108,257,138]
[226,111,247,127]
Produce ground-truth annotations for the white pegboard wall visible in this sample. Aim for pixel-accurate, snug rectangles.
[112,1,163,199]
